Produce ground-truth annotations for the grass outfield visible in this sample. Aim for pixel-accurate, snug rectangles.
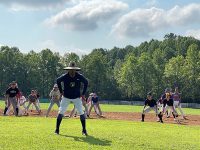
[0,100,200,115]
[0,116,199,150]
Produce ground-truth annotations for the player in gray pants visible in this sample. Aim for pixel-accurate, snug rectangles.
[25,90,41,114]
[3,81,19,116]
[46,84,61,117]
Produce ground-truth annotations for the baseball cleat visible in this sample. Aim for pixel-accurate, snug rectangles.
[55,129,59,135]
[82,130,88,136]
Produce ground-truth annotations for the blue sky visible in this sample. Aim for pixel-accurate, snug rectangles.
[0,0,200,55]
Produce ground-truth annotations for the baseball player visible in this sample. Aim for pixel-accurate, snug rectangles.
[46,84,61,117]
[161,88,172,117]
[25,90,41,115]
[31,90,40,111]
[141,92,163,123]
[157,97,163,112]
[3,81,19,116]
[35,90,41,109]
[172,87,187,119]
[88,93,103,117]
[17,93,27,116]
[55,62,88,136]
[162,93,179,123]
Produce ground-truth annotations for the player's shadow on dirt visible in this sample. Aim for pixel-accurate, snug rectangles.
[59,134,111,146]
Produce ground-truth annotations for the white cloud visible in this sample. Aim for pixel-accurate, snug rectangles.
[0,0,71,11]
[185,29,200,40]
[39,40,60,52]
[112,3,200,38]
[38,40,89,56]
[45,0,128,31]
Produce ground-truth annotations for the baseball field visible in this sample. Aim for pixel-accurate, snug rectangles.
[0,101,200,150]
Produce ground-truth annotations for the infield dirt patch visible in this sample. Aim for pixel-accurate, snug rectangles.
[1,109,200,126]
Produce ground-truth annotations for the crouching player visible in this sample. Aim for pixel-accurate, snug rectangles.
[25,90,41,115]
[141,92,163,123]
[88,93,103,117]
[162,93,180,123]
[17,93,27,116]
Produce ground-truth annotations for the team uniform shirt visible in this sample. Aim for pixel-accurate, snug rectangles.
[172,93,181,102]
[57,72,88,99]
[163,98,174,107]
[92,97,99,104]
[49,90,61,101]
[28,94,37,102]
[6,87,19,98]
[144,99,157,107]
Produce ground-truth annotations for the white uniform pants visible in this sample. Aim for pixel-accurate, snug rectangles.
[58,97,84,115]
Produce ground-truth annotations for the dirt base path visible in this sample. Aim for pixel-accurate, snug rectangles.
[1,109,200,126]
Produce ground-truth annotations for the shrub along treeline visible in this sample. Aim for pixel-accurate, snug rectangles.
[0,33,200,103]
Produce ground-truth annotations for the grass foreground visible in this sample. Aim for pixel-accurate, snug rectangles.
[0,116,200,150]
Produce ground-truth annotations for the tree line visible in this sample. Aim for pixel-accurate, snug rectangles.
[0,33,200,103]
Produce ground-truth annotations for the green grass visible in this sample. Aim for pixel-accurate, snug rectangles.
[0,116,199,150]
[0,100,199,115]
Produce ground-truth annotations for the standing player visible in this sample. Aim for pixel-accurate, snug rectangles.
[3,81,19,116]
[25,90,41,115]
[141,92,163,123]
[55,62,88,136]
[46,84,61,117]
[172,87,187,119]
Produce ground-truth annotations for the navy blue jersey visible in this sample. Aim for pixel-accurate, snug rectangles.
[163,98,174,107]
[92,97,99,103]
[144,99,157,107]
[6,87,19,98]
[57,72,88,99]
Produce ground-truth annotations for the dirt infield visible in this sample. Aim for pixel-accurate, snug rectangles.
[1,109,200,126]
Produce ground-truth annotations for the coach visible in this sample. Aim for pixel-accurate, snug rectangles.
[4,81,19,116]
[55,62,88,136]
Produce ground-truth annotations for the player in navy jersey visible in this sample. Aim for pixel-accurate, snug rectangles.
[162,93,180,123]
[141,92,163,123]
[55,62,88,136]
